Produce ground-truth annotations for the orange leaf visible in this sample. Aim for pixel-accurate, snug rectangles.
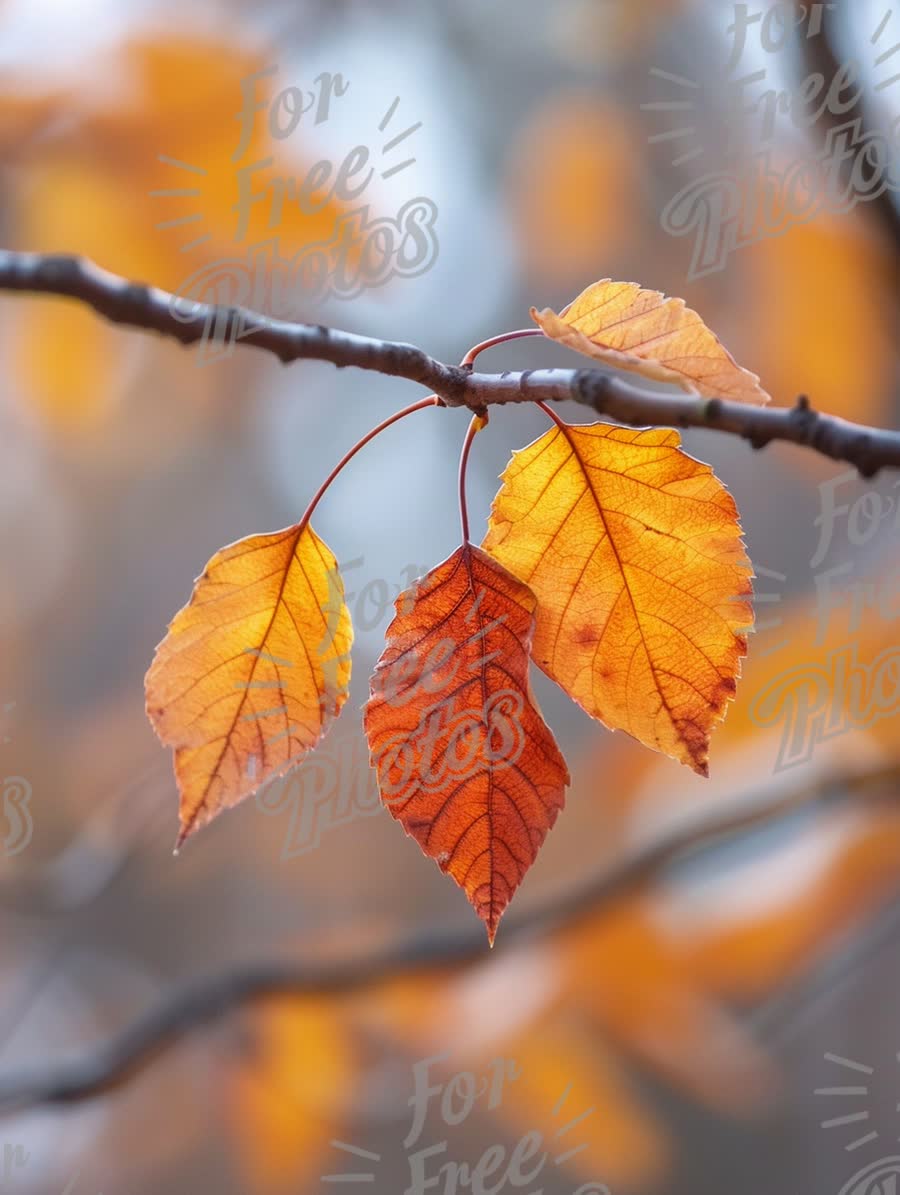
[145,524,352,844]
[691,811,900,1001]
[363,544,569,943]
[561,900,776,1113]
[482,421,753,775]
[532,279,770,403]
[742,210,893,424]
[493,1024,670,1189]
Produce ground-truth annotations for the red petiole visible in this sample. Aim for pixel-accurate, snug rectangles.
[299,395,439,529]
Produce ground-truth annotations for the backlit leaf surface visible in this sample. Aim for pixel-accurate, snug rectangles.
[533,279,770,403]
[364,544,569,942]
[482,422,752,774]
[146,524,352,843]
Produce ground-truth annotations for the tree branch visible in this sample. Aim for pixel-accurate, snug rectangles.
[0,762,895,1114]
[1,250,899,475]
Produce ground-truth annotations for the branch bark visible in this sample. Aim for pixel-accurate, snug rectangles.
[2,250,899,475]
[0,762,895,1114]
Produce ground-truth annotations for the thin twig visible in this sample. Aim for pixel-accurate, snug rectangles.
[1,251,899,474]
[0,762,896,1113]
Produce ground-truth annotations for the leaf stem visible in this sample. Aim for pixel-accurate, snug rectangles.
[460,329,542,367]
[536,399,569,432]
[458,413,485,544]
[299,395,439,529]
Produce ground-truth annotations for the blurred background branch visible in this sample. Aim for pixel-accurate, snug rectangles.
[0,760,895,1115]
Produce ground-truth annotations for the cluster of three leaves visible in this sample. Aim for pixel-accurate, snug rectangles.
[145,281,762,942]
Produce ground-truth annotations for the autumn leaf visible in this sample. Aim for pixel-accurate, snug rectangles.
[462,1018,670,1190]
[533,279,770,403]
[504,94,640,287]
[482,420,753,775]
[361,950,669,1190]
[561,898,776,1110]
[227,996,353,1194]
[692,809,900,1002]
[1,33,362,428]
[742,209,893,427]
[145,524,352,844]
[364,543,570,943]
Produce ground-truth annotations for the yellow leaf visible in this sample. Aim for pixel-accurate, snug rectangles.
[227,996,353,1193]
[533,279,770,403]
[482,421,752,774]
[9,159,160,427]
[145,524,352,843]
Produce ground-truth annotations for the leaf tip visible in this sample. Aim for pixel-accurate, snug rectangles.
[173,820,193,854]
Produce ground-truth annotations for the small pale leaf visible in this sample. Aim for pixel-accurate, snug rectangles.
[532,278,770,403]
